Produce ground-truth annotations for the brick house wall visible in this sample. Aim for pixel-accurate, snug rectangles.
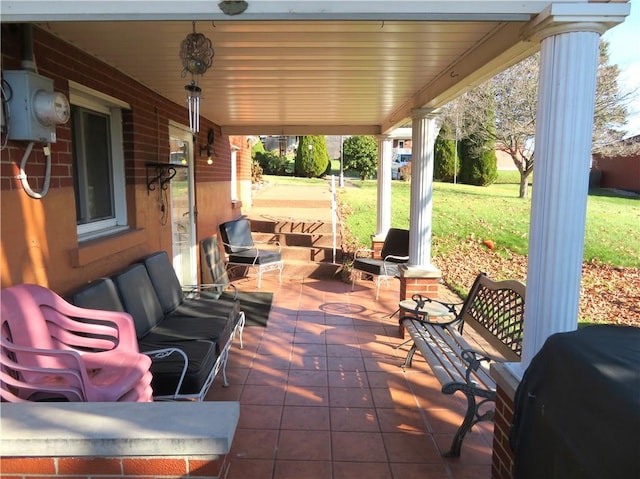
[0,25,252,294]
[592,141,640,192]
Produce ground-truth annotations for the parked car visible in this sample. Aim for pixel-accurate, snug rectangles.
[391,153,411,180]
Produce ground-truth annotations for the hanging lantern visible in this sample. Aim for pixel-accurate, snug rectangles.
[179,22,214,132]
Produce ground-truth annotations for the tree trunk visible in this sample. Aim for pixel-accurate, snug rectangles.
[519,169,532,199]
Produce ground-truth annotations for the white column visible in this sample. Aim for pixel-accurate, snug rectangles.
[375,135,393,238]
[408,109,439,269]
[519,19,615,372]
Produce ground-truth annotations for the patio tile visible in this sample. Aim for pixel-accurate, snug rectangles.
[331,431,387,462]
[226,459,274,479]
[220,276,492,478]
[329,386,373,408]
[229,429,278,460]
[327,370,368,388]
[284,385,329,406]
[274,460,332,479]
[241,384,287,406]
[280,406,330,430]
[287,369,328,387]
[376,407,428,434]
[388,463,450,479]
[276,430,332,460]
[382,431,442,463]
[330,407,379,432]
[333,461,393,479]
[327,355,366,372]
[238,405,283,430]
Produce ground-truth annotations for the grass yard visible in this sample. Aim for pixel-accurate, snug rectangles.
[336,175,640,325]
[338,179,639,267]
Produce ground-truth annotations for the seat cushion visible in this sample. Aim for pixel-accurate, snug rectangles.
[353,258,400,277]
[219,218,255,253]
[141,251,184,314]
[229,249,282,266]
[150,313,235,356]
[173,296,241,326]
[69,278,125,313]
[200,235,231,297]
[381,228,410,261]
[138,337,218,397]
[112,264,165,338]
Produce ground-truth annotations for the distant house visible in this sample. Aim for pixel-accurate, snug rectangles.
[591,135,640,192]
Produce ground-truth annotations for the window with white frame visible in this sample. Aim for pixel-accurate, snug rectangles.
[69,83,129,241]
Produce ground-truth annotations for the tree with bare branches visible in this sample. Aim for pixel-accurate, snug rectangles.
[440,40,637,198]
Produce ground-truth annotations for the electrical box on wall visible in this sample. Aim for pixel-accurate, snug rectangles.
[3,70,70,143]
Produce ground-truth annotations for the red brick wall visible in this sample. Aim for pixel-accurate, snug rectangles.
[1,455,226,478]
[0,25,251,293]
[492,386,516,479]
[592,153,640,192]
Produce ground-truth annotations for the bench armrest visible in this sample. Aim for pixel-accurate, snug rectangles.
[142,347,189,400]
[182,283,238,301]
[460,348,503,384]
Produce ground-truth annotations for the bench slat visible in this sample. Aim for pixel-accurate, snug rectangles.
[404,320,494,391]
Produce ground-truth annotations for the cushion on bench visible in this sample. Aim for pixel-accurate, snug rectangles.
[142,251,241,325]
[114,261,236,355]
[139,338,218,397]
[69,278,126,313]
[112,264,166,338]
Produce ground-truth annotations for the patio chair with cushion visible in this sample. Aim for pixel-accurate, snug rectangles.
[352,228,410,299]
[219,217,283,288]
[0,284,153,402]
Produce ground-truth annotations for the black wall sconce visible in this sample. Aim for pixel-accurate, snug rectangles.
[199,127,215,164]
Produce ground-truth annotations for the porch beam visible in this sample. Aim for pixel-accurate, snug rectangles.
[1,1,553,23]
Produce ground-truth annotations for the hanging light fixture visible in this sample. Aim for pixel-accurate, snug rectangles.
[180,22,214,132]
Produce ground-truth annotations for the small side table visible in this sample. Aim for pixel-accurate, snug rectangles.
[398,298,455,324]
[397,298,457,340]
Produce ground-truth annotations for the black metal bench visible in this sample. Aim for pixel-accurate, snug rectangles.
[400,272,526,457]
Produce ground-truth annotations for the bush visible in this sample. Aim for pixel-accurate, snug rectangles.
[255,151,290,176]
[434,124,460,182]
[252,160,263,183]
[343,135,378,180]
[459,135,498,186]
[295,135,330,177]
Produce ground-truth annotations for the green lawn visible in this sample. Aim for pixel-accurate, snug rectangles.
[338,178,640,268]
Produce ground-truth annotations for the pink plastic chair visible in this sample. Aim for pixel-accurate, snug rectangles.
[1,284,153,402]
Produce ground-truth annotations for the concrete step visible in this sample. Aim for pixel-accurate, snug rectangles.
[252,198,330,209]
[281,245,343,263]
[248,218,336,235]
[229,260,344,281]
[253,232,338,248]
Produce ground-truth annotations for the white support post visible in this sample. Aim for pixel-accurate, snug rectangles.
[375,135,393,239]
[408,109,439,269]
[518,7,627,373]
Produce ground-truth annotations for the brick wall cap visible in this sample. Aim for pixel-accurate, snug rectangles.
[398,265,441,278]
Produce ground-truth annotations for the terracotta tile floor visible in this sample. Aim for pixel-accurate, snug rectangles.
[206,275,493,479]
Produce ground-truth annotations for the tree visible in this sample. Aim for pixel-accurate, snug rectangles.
[434,123,459,182]
[294,135,330,177]
[442,40,636,198]
[342,135,378,180]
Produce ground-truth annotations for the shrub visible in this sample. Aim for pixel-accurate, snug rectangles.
[434,124,460,182]
[295,135,330,177]
[343,135,378,180]
[255,151,290,175]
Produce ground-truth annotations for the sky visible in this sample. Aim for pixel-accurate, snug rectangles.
[602,0,640,137]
